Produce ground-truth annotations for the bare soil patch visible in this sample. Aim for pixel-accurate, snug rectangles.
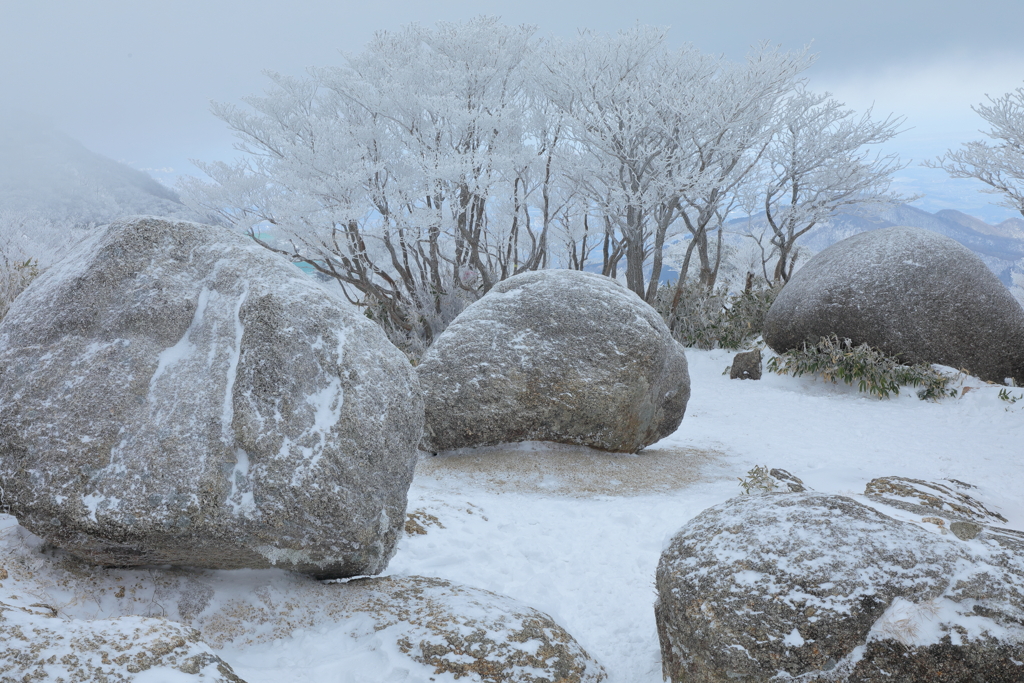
[414,442,730,497]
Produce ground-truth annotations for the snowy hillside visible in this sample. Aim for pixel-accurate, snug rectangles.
[2,348,1021,682]
[0,112,190,224]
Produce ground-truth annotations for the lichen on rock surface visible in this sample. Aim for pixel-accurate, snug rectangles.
[0,607,245,682]
[0,216,423,578]
[417,270,689,454]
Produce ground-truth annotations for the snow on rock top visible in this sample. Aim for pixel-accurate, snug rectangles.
[763,225,1024,385]
[0,215,424,578]
[0,608,243,683]
[417,269,689,453]
[864,475,1009,524]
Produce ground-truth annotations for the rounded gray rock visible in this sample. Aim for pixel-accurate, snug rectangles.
[656,493,1024,682]
[416,270,689,454]
[0,216,423,578]
[763,226,1024,384]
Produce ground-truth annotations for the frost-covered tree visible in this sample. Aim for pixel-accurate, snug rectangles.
[668,43,811,298]
[0,233,39,322]
[0,210,92,320]
[759,90,907,282]
[181,18,555,355]
[929,84,1024,217]
[545,33,810,301]
[182,17,909,352]
[543,27,706,300]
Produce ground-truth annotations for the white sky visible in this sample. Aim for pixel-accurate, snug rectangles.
[2,0,1023,220]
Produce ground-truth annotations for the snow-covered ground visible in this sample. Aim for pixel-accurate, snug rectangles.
[218,349,1024,682]
[3,348,1023,682]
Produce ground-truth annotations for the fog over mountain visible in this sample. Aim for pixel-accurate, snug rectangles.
[3,1,1023,211]
[0,114,200,272]
[0,112,191,227]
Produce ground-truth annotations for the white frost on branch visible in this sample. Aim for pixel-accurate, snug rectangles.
[178,17,910,353]
[929,84,1024,218]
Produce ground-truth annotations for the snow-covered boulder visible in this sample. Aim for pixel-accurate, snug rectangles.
[0,516,604,683]
[763,226,1024,385]
[242,577,602,683]
[417,270,689,453]
[865,476,1008,524]
[0,216,423,578]
[199,573,606,683]
[0,609,243,683]
[655,493,1024,682]
[0,518,243,680]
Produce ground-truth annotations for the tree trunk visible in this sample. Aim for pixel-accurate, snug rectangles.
[625,233,646,297]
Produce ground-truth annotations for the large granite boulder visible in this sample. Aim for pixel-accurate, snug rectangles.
[763,226,1024,384]
[0,216,423,578]
[655,493,1024,682]
[417,270,689,453]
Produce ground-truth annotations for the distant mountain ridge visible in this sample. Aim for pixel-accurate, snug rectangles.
[0,112,191,226]
[795,204,1024,287]
[935,210,1024,241]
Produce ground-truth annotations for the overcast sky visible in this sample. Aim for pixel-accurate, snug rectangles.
[3,0,1023,220]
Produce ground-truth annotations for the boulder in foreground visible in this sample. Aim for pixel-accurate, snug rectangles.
[656,492,1024,682]
[417,270,689,453]
[0,609,244,683]
[282,575,608,683]
[0,216,423,578]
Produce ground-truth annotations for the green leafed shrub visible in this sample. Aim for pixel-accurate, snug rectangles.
[999,388,1022,404]
[655,279,781,350]
[767,335,958,400]
[737,465,779,494]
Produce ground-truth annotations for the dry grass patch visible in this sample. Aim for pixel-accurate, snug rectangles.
[414,442,729,497]
[405,510,445,536]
